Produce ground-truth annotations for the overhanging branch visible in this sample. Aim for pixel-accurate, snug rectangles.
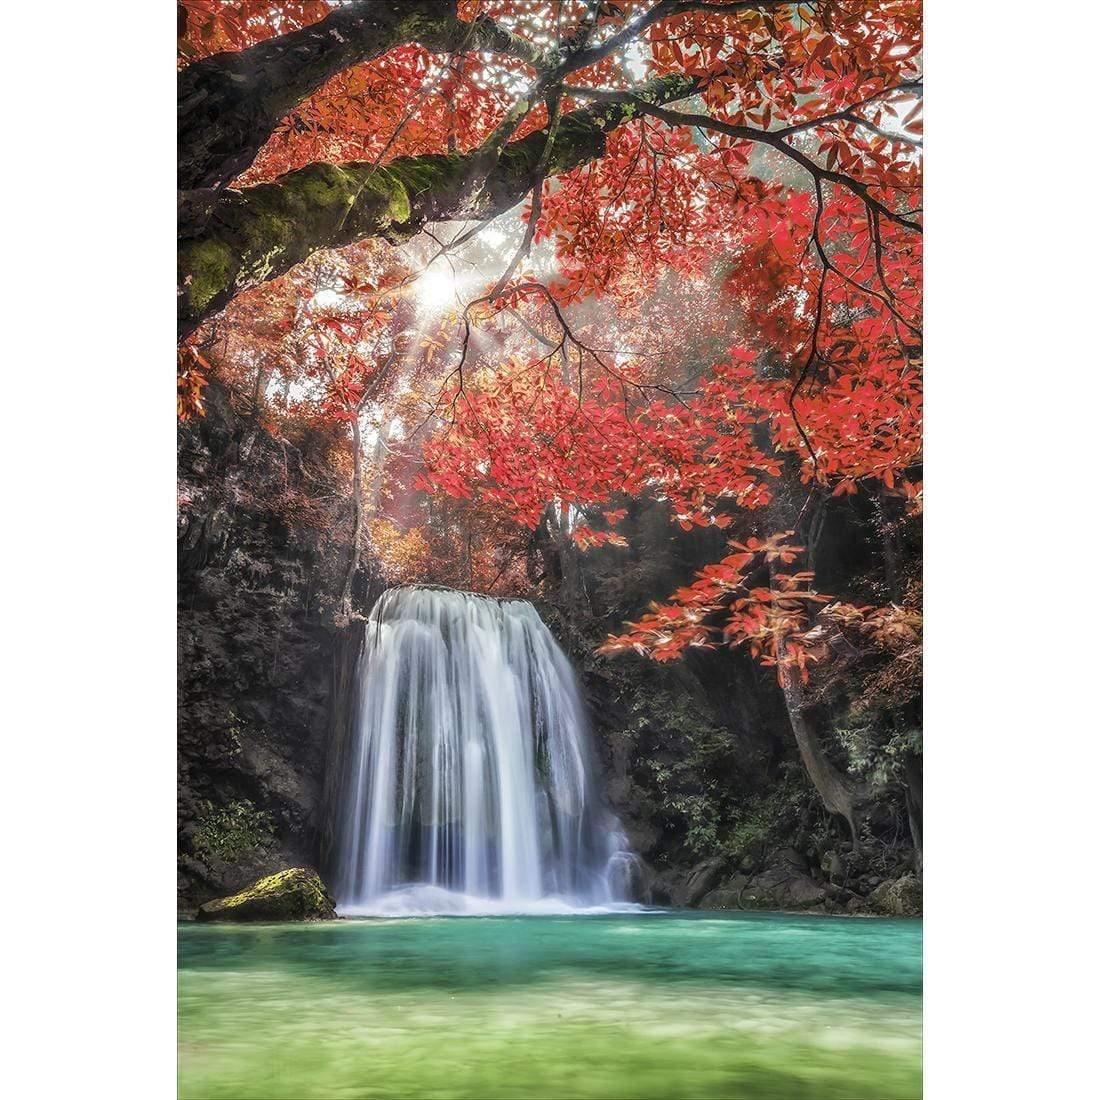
[178,0,544,191]
[573,90,923,234]
[178,74,695,337]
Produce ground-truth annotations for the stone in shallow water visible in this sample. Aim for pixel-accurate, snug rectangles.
[196,867,336,922]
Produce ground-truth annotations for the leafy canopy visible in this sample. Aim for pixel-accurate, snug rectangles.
[179,0,922,676]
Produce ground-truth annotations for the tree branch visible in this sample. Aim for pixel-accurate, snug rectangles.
[556,1,793,77]
[179,0,797,193]
[488,91,563,298]
[178,0,543,191]
[581,92,923,233]
[179,74,694,337]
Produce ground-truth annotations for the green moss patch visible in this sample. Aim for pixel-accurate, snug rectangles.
[196,867,336,923]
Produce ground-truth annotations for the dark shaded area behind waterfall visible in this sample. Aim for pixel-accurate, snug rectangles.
[178,380,921,915]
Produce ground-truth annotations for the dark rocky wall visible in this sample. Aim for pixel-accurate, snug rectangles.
[317,623,367,877]
[177,381,365,912]
[539,490,922,915]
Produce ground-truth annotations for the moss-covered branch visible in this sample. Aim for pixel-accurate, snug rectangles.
[178,0,543,191]
[178,74,694,337]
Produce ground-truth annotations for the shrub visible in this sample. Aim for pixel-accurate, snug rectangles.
[193,798,275,862]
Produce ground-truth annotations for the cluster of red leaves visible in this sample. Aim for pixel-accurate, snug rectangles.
[647,1,922,134]
[302,297,405,422]
[416,341,782,529]
[177,345,210,421]
[541,120,781,305]
[178,237,421,437]
[571,524,629,550]
[597,532,831,678]
[417,322,921,527]
[178,1,331,62]
[600,533,921,686]
[532,2,922,307]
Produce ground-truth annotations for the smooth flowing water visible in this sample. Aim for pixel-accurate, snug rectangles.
[334,587,635,914]
[178,912,922,1099]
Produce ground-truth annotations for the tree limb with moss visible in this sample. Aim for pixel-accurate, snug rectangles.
[178,74,693,337]
[178,0,543,192]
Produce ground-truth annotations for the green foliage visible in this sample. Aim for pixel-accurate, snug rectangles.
[726,766,825,861]
[834,708,921,793]
[223,710,245,756]
[193,798,275,863]
[656,789,723,857]
[619,679,748,859]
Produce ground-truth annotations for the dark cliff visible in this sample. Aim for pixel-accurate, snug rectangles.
[177,381,368,910]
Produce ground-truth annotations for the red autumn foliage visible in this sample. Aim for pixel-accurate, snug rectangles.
[179,0,923,676]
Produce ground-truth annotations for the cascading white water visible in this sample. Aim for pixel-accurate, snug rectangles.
[334,586,638,915]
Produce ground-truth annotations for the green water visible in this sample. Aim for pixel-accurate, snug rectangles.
[178,911,921,1099]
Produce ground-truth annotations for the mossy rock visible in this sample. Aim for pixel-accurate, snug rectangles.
[196,867,336,922]
[868,873,922,917]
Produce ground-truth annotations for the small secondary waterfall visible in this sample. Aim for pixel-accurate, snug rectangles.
[334,586,636,913]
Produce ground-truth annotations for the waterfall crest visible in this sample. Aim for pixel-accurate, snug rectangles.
[334,586,637,915]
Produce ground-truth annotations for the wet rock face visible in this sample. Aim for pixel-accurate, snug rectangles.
[196,868,336,922]
[694,862,924,916]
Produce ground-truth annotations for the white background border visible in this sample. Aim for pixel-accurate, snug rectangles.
[3,1,1098,1096]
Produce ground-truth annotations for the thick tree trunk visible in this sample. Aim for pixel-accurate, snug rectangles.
[178,74,693,337]
[775,629,869,845]
[178,1,540,191]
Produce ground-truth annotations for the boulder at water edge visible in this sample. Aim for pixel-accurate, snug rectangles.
[196,867,337,922]
[674,856,729,907]
[868,873,922,916]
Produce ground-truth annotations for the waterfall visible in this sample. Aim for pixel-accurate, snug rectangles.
[334,586,636,915]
